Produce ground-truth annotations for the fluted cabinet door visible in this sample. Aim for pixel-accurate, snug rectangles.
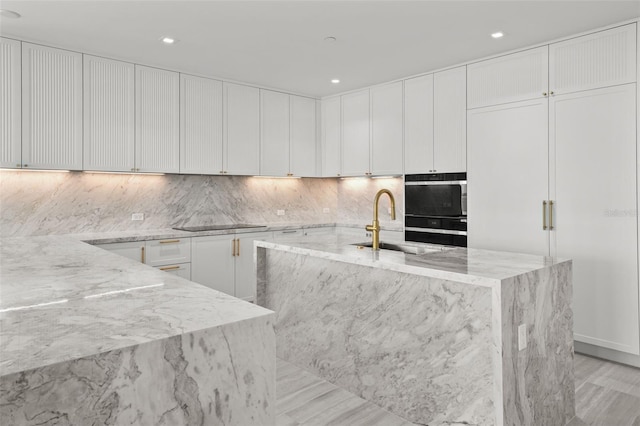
[83,55,135,172]
[260,89,290,176]
[433,66,467,173]
[341,89,370,176]
[0,37,21,169]
[404,74,434,174]
[467,46,549,109]
[290,95,317,177]
[550,23,637,95]
[135,65,180,173]
[223,82,260,175]
[321,97,341,177]
[180,74,223,174]
[371,81,403,175]
[22,43,82,170]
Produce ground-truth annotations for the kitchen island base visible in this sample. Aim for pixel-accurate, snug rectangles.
[256,237,575,426]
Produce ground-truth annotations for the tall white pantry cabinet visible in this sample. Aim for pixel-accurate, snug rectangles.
[467,23,640,363]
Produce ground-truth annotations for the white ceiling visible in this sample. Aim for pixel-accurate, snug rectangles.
[1,1,639,98]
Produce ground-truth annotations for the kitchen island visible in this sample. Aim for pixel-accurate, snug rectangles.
[0,235,275,425]
[256,234,575,426]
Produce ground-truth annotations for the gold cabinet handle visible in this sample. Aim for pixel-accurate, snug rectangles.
[232,238,236,257]
[159,265,180,271]
[550,91,555,95]
[236,239,240,257]
[141,246,146,263]
[542,200,547,230]
[549,200,554,230]
[159,239,180,244]
[542,92,548,97]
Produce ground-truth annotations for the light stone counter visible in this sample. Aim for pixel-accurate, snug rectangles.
[0,235,275,425]
[256,234,576,426]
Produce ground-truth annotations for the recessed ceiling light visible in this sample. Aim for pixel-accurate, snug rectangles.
[491,31,504,39]
[324,36,337,43]
[160,36,177,45]
[0,9,21,19]
[331,79,340,84]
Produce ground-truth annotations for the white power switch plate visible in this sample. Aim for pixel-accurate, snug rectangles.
[518,324,527,351]
[323,208,330,214]
[131,213,144,221]
[277,210,285,216]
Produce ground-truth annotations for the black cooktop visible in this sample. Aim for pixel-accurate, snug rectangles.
[173,224,267,232]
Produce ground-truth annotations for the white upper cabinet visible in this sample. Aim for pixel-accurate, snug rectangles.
[0,37,21,169]
[404,74,434,174]
[83,55,135,172]
[224,82,260,175]
[290,95,317,177]
[22,43,82,170]
[135,65,180,173]
[321,97,341,177]
[371,81,403,175]
[433,66,467,173]
[260,89,290,176]
[180,74,223,174]
[341,89,370,176]
[467,46,549,109]
[550,23,637,95]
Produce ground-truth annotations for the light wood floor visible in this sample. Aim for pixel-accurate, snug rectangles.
[277,354,640,426]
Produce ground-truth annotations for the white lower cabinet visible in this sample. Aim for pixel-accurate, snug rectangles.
[191,232,270,301]
[95,241,145,263]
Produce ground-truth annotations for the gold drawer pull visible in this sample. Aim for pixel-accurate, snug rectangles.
[159,265,180,271]
[542,200,547,230]
[549,200,554,230]
[159,239,180,244]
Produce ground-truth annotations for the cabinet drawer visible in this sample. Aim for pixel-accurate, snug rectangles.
[145,238,191,266]
[273,229,303,239]
[155,263,191,280]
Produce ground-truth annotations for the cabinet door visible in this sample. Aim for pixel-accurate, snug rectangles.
[550,23,636,95]
[467,46,549,109]
[341,89,370,176]
[191,236,236,296]
[321,97,341,177]
[467,98,549,256]
[180,74,223,174]
[95,241,145,263]
[290,95,317,177]
[235,232,271,301]
[551,84,639,355]
[224,82,260,175]
[135,65,179,173]
[404,74,434,174]
[433,66,467,173]
[260,89,290,176]
[0,37,21,169]
[371,81,403,175]
[83,55,135,172]
[22,43,82,170]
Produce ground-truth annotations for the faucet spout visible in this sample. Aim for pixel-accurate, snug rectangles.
[365,189,396,251]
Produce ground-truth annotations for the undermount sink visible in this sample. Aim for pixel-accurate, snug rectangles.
[352,241,449,255]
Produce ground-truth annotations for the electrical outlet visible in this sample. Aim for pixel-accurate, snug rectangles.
[277,209,285,216]
[518,324,527,351]
[323,208,330,214]
[131,213,144,221]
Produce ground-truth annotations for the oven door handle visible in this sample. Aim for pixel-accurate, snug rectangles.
[405,181,467,186]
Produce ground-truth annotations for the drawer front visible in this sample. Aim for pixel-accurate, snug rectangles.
[272,229,303,239]
[155,263,191,280]
[145,238,191,266]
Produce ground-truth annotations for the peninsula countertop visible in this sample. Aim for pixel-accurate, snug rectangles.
[0,235,274,377]
[256,233,570,287]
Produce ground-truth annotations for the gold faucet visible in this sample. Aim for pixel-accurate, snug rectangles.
[366,189,396,250]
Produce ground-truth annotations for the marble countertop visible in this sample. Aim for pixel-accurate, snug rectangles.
[0,235,274,377]
[256,234,570,287]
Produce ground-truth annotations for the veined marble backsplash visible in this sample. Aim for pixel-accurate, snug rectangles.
[0,171,338,237]
[0,171,403,237]
[336,177,404,230]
